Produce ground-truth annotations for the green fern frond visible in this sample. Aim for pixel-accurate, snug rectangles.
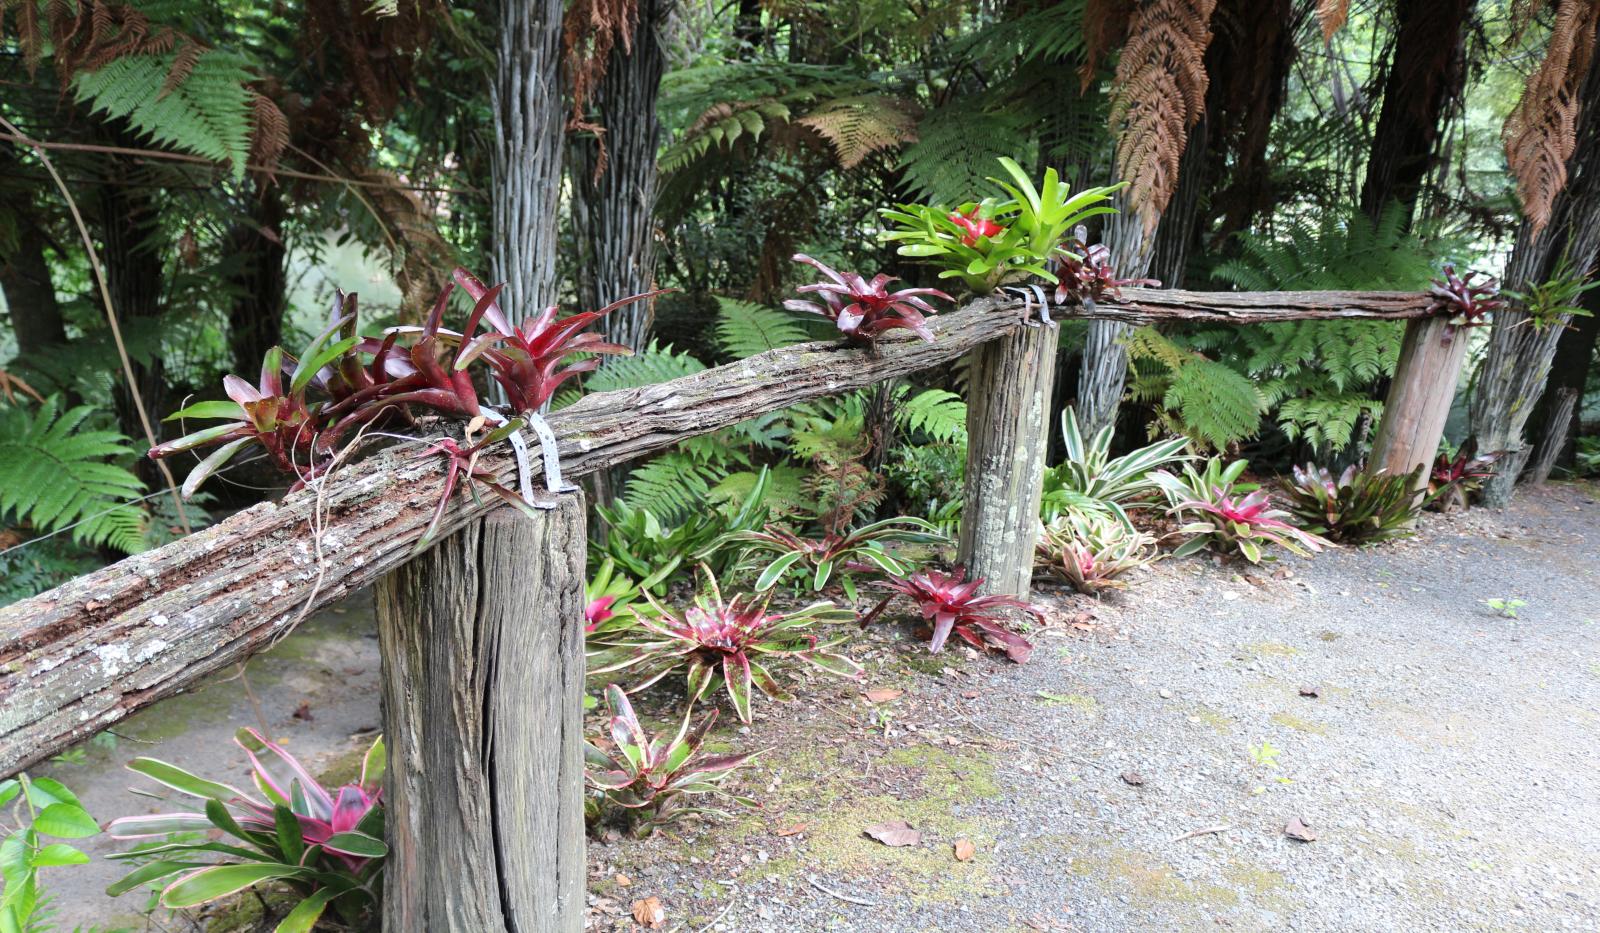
[1161,361,1266,451]
[898,98,1034,205]
[708,466,813,518]
[620,451,731,525]
[896,388,967,445]
[574,341,707,396]
[73,50,255,176]
[714,298,810,360]
[0,398,149,554]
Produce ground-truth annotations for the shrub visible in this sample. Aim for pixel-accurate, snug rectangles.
[586,569,860,722]
[591,466,774,583]
[585,685,757,836]
[784,254,949,347]
[0,774,99,930]
[862,566,1043,663]
[1041,406,1190,525]
[1156,459,1330,563]
[1036,514,1158,593]
[107,730,385,926]
[1284,463,1423,544]
[719,515,948,601]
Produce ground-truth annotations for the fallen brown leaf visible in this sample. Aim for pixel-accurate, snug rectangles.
[1120,771,1145,786]
[1298,686,1321,698]
[631,896,665,928]
[863,819,921,847]
[961,690,981,700]
[614,872,632,887]
[292,701,313,721]
[1284,816,1317,842]
[953,839,976,862]
[864,688,904,704]
[775,823,808,837]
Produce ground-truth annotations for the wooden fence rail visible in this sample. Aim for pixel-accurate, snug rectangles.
[0,287,1436,779]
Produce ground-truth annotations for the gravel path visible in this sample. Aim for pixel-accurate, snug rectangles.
[44,482,1598,931]
[591,481,1600,932]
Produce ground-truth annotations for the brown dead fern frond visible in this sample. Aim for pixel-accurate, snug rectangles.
[1081,0,1136,91]
[1504,0,1600,233]
[562,0,640,171]
[794,95,919,169]
[1108,0,1218,233]
[1316,0,1349,43]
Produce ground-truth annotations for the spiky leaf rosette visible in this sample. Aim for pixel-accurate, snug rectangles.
[784,254,949,347]
[862,566,1043,663]
[1155,459,1332,564]
[1284,463,1424,545]
[586,570,861,723]
[584,685,758,835]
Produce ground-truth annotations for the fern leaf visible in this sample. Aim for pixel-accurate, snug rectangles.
[896,389,968,445]
[73,49,254,175]
[0,398,148,554]
[714,298,810,360]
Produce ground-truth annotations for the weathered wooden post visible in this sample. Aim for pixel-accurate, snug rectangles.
[958,323,1058,596]
[1368,316,1466,484]
[376,495,587,932]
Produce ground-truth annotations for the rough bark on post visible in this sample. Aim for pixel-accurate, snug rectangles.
[1368,316,1469,484]
[959,324,1059,597]
[377,496,587,932]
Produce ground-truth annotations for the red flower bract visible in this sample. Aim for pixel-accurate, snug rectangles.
[862,566,1042,663]
[948,208,1005,246]
[785,254,950,347]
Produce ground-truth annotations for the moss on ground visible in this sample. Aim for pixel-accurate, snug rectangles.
[710,740,1007,903]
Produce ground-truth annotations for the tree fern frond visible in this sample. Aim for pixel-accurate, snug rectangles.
[898,98,1033,205]
[620,451,729,524]
[714,298,810,360]
[73,49,255,175]
[0,398,148,554]
[896,388,967,445]
[794,94,918,169]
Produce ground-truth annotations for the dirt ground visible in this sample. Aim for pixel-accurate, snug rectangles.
[43,481,1600,932]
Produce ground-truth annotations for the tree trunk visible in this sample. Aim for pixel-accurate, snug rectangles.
[570,0,671,352]
[1528,295,1600,481]
[377,497,587,932]
[491,0,567,323]
[226,183,288,378]
[1369,316,1470,483]
[1527,388,1579,486]
[0,215,67,355]
[1471,24,1600,505]
[959,324,1058,596]
[1357,0,1473,226]
[98,168,168,455]
[1076,202,1154,437]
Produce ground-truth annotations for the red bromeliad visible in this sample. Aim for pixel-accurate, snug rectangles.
[1427,263,1504,337]
[1157,460,1330,564]
[586,569,860,722]
[785,254,950,347]
[1052,226,1159,308]
[1427,442,1503,512]
[948,207,1005,246]
[449,268,656,415]
[862,566,1042,663]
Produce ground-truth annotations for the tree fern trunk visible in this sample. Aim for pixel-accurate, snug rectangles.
[1357,0,1472,227]
[570,0,671,353]
[1528,294,1599,480]
[225,183,288,379]
[1471,24,1600,506]
[98,161,168,465]
[0,213,67,356]
[491,0,566,324]
[1077,203,1156,437]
